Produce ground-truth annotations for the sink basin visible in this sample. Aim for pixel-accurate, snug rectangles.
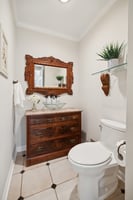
[43,102,66,110]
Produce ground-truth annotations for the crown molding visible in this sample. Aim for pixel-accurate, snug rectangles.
[79,0,119,41]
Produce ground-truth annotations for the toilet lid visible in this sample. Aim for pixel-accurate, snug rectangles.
[69,142,112,165]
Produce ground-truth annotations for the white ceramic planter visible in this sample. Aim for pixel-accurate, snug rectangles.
[108,58,119,68]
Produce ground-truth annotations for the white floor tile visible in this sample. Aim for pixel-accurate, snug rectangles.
[25,188,57,200]
[13,154,24,174]
[24,159,47,171]
[7,174,21,200]
[7,154,125,200]
[70,183,80,200]
[49,159,77,184]
[22,165,52,197]
[56,178,78,200]
[49,156,67,164]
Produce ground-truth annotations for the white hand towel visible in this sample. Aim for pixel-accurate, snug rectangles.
[13,82,25,107]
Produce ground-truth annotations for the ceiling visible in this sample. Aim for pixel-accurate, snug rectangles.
[11,0,118,41]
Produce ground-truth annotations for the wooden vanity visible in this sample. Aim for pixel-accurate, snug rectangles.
[25,109,82,166]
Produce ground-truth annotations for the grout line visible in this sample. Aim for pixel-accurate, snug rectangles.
[23,187,52,199]
[20,154,25,198]
[47,158,78,200]
[56,175,78,187]
[12,153,125,200]
[20,173,24,198]
[47,163,59,200]
[48,156,67,164]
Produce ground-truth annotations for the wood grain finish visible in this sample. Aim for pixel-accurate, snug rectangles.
[26,111,81,166]
[25,55,73,96]
[100,73,110,96]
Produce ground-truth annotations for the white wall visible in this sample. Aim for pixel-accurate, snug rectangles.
[125,0,133,199]
[79,0,128,141]
[0,0,130,198]
[15,27,80,149]
[0,0,16,199]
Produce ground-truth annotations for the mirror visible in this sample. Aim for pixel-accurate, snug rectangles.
[25,55,73,96]
[34,65,67,88]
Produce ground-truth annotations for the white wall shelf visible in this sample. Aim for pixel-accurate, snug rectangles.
[91,62,127,75]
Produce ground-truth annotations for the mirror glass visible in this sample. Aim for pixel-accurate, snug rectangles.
[34,65,67,88]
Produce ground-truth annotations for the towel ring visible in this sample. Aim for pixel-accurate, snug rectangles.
[13,80,18,84]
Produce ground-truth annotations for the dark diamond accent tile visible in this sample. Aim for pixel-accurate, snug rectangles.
[17,196,24,200]
[22,154,26,157]
[51,183,57,189]
[20,170,25,174]
[121,188,125,194]
[46,162,50,166]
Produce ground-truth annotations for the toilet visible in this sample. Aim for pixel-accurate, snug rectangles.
[68,119,126,200]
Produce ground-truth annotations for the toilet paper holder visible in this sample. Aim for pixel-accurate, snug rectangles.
[117,141,126,161]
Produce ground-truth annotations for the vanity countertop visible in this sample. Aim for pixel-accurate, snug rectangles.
[25,108,82,116]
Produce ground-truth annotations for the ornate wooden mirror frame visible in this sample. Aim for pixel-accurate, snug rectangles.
[25,55,73,96]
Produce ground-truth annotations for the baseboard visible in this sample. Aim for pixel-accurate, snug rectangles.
[2,144,26,200]
[16,145,26,152]
[2,158,16,200]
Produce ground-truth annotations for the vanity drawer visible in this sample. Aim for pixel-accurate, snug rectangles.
[28,113,81,125]
[29,135,81,157]
[29,121,81,144]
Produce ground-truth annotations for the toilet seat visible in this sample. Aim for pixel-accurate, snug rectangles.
[69,142,112,166]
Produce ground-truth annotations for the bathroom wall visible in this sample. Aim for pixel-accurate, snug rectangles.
[79,0,128,141]
[15,27,80,149]
[125,0,133,199]
[0,0,16,199]
[14,0,128,149]
[0,0,132,199]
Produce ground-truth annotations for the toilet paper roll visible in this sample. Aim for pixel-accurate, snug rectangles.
[114,140,126,167]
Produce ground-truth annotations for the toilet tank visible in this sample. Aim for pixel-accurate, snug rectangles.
[100,119,126,151]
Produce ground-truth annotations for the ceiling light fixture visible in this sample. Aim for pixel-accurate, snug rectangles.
[59,0,70,3]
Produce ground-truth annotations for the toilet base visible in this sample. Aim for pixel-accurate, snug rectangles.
[78,172,104,200]
[99,179,118,199]
[77,175,118,200]
[69,179,118,200]
[76,165,119,200]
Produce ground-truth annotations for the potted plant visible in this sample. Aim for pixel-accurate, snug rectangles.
[97,42,124,67]
[56,75,64,87]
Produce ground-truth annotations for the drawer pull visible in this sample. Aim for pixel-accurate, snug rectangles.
[37,146,45,152]
[70,138,76,143]
[31,119,41,124]
[70,127,76,131]
[60,117,66,121]
[35,131,44,137]
[47,119,53,123]
[72,116,78,119]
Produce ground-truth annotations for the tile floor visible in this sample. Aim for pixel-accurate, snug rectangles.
[7,152,125,200]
